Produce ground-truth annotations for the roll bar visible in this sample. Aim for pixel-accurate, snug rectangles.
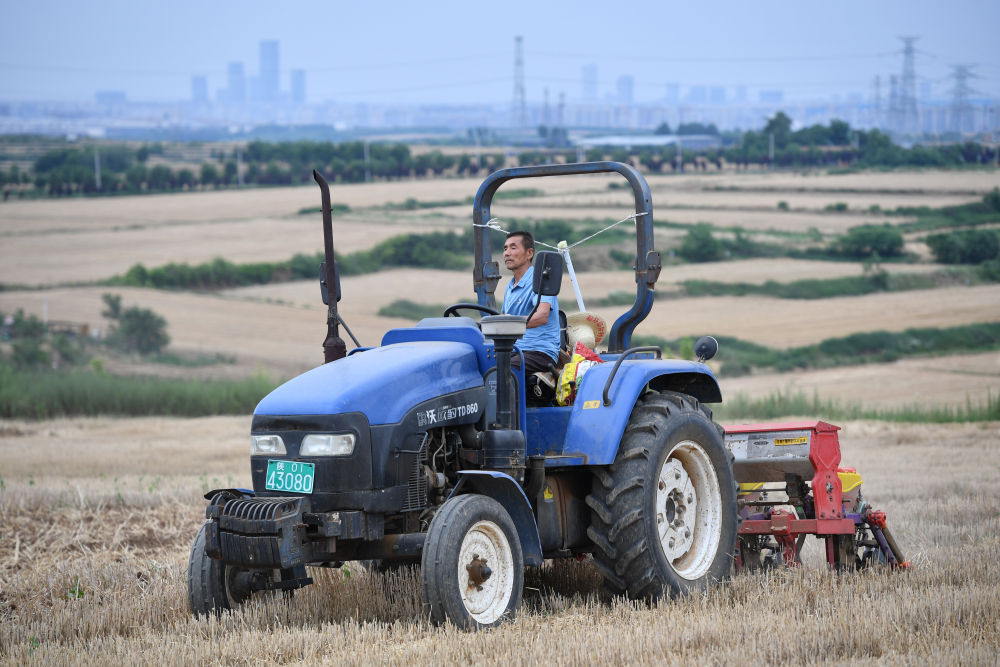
[472,161,661,353]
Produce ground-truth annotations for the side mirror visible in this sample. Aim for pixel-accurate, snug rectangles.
[319,262,342,305]
[694,335,718,362]
[532,251,563,296]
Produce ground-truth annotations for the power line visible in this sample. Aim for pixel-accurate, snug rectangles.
[526,50,898,64]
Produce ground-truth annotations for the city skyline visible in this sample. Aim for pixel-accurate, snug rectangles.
[1,0,998,107]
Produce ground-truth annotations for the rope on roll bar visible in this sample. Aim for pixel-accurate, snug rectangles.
[474,211,647,251]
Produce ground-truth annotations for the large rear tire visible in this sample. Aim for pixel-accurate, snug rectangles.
[586,390,738,599]
[421,494,523,629]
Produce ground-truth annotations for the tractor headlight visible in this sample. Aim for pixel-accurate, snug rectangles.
[250,434,286,455]
[300,433,356,457]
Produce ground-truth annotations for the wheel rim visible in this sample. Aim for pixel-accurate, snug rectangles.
[224,566,255,605]
[655,439,722,580]
[456,519,515,625]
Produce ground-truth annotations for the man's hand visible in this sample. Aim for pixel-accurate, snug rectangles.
[526,302,550,329]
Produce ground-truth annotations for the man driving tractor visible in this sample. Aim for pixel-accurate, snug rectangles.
[501,230,560,374]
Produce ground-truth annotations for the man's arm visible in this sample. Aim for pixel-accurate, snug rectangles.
[526,302,551,328]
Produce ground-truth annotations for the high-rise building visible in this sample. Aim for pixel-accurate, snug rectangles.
[616,75,634,105]
[291,69,306,105]
[687,86,707,105]
[582,64,597,101]
[95,91,126,106]
[259,40,280,102]
[191,76,208,104]
[227,62,246,103]
[665,83,680,103]
[759,89,784,104]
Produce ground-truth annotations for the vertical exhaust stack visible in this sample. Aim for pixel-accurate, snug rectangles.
[313,170,346,364]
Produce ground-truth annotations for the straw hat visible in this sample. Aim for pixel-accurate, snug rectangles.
[566,311,607,350]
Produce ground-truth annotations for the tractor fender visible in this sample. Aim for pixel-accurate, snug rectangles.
[202,487,255,501]
[562,360,722,466]
[449,470,543,566]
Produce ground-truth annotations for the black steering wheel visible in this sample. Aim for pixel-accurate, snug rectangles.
[443,302,500,318]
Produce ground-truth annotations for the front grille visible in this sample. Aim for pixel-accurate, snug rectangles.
[402,436,427,512]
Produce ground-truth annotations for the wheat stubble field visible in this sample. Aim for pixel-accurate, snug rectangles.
[0,418,997,664]
[1,166,999,663]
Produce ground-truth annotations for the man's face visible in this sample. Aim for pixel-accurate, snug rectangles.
[503,236,533,273]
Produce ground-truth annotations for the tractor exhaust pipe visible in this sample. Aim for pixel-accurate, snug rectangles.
[313,170,346,364]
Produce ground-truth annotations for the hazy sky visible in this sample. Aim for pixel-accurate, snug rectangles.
[1,0,998,105]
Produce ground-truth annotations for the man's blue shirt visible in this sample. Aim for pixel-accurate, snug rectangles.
[501,264,559,363]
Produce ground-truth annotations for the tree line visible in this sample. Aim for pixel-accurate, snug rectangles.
[8,113,998,198]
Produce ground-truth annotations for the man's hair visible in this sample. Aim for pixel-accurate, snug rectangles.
[506,230,535,253]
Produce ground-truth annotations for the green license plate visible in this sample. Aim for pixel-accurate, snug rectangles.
[265,460,315,494]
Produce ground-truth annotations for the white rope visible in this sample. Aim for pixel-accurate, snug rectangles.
[474,211,647,251]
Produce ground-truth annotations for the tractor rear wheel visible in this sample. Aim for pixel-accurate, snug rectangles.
[421,494,523,629]
[586,390,738,599]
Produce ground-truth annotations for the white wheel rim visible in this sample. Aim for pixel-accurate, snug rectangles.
[457,519,515,625]
[655,439,722,580]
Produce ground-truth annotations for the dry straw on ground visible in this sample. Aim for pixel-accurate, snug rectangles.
[1,417,997,664]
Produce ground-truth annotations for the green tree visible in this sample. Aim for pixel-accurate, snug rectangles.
[828,119,851,146]
[11,339,50,369]
[679,224,723,262]
[763,111,793,149]
[926,230,1000,264]
[835,224,904,259]
[176,168,195,189]
[200,163,219,187]
[985,187,1000,212]
[113,306,170,354]
[101,293,122,320]
[147,165,174,190]
[125,165,147,191]
[223,161,238,185]
[677,122,719,136]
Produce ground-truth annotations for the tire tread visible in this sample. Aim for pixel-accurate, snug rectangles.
[587,390,738,601]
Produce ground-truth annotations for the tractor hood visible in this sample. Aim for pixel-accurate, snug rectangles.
[254,341,483,425]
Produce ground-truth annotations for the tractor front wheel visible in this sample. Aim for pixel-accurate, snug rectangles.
[421,494,523,629]
[187,521,258,615]
[187,521,289,615]
[587,390,738,599]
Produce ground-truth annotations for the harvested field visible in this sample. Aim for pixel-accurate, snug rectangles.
[3,278,998,384]
[430,203,883,236]
[619,284,1000,348]
[722,350,1000,410]
[691,168,1000,193]
[530,189,978,212]
[0,417,996,663]
[224,258,938,309]
[0,175,608,235]
[0,215,453,286]
[0,287,324,378]
[1,167,999,662]
[2,168,995,288]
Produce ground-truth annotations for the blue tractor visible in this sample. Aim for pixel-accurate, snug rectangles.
[188,161,738,628]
